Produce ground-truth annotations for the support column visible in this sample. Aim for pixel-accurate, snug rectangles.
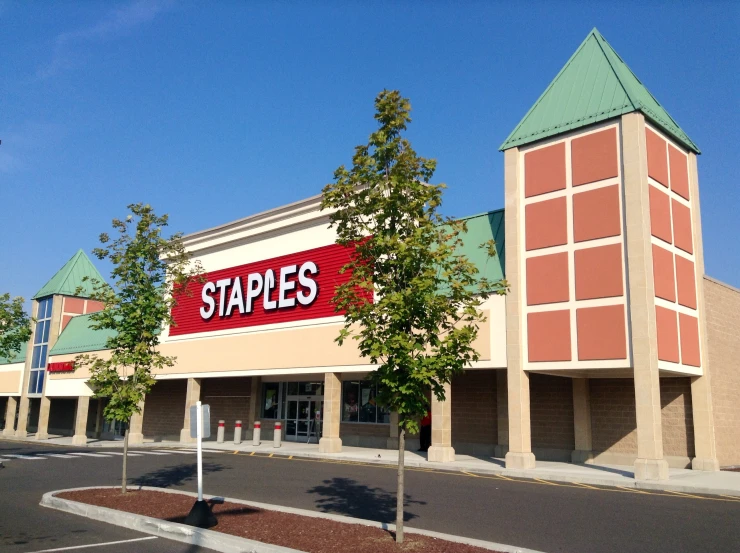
[72,396,90,445]
[318,372,342,453]
[503,146,536,470]
[35,396,51,440]
[15,396,30,438]
[571,378,594,463]
[180,378,202,444]
[622,113,668,480]
[494,370,508,458]
[128,399,145,445]
[428,382,455,462]
[3,397,18,436]
[247,376,261,440]
[94,399,103,439]
[387,411,399,450]
[686,152,719,471]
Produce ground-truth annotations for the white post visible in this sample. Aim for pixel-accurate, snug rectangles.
[273,421,282,448]
[234,421,242,445]
[196,400,203,502]
[217,420,225,443]
[252,421,261,446]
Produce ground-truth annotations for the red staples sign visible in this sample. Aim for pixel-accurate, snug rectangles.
[170,242,364,336]
[48,361,75,373]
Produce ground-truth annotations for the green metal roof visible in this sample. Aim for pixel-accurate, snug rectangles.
[48,314,115,356]
[500,28,699,154]
[33,249,106,300]
[455,209,505,286]
[0,341,27,365]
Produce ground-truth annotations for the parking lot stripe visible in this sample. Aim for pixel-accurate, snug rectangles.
[3,454,46,460]
[27,536,157,552]
[130,450,170,455]
[91,451,143,457]
[45,454,80,459]
[67,452,113,458]
[152,449,193,454]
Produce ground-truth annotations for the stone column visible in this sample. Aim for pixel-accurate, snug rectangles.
[494,370,509,458]
[503,146,536,470]
[15,397,30,438]
[94,399,103,439]
[247,376,262,440]
[180,378,202,444]
[387,411,399,450]
[72,396,90,445]
[622,112,668,480]
[686,152,719,471]
[318,372,342,453]
[428,382,455,462]
[128,399,146,445]
[35,396,52,440]
[571,378,594,463]
[3,397,18,436]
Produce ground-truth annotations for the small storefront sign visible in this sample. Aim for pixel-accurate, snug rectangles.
[47,361,75,373]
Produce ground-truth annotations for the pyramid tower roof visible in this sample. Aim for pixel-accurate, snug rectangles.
[33,249,106,300]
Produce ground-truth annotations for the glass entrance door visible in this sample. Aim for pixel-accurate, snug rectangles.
[285,397,323,442]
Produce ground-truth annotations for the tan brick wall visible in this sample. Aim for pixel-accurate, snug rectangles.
[660,378,694,458]
[451,369,497,446]
[704,277,740,467]
[142,379,187,441]
[590,379,637,454]
[530,374,574,451]
[201,377,252,441]
[340,422,389,438]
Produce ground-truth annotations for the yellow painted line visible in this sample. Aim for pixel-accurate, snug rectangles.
[462,471,480,477]
[721,494,740,501]
[269,453,274,458]
[665,490,707,499]
[289,455,293,460]
[572,482,599,490]
[249,451,255,456]
[233,450,239,454]
[617,486,649,494]
[534,478,560,486]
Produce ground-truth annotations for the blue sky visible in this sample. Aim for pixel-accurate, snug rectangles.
[1,0,739,303]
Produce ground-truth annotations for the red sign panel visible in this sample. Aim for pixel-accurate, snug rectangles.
[170,242,365,337]
[48,361,75,373]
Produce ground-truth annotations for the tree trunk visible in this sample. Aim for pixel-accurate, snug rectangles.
[122,426,129,494]
[396,427,405,543]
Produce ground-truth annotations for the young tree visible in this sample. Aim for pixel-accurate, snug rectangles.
[75,204,202,493]
[322,90,506,543]
[0,293,32,360]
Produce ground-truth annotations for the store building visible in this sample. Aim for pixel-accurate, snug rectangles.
[2,29,739,477]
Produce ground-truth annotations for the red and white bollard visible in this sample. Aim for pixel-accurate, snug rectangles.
[217,420,225,443]
[234,420,242,445]
[273,421,282,448]
[252,421,261,446]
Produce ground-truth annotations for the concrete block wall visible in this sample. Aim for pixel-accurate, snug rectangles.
[201,377,251,442]
[530,373,574,460]
[451,369,497,455]
[704,276,740,467]
[660,378,694,459]
[142,379,187,441]
[340,421,389,448]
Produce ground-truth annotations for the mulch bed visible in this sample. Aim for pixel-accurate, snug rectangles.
[58,488,501,553]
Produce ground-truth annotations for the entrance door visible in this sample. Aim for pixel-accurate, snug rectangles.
[285,397,323,442]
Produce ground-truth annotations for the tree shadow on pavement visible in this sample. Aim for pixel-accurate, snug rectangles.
[307,477,425,523]
[131,462,228,488]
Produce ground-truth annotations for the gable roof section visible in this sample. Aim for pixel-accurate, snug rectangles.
[33,249,106,300]
[500,28,699,153]
[451,209,506,290]
[0,341,27,365]
[49,314,115,356]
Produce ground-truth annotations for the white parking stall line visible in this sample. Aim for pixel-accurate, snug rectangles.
[3,454,47,460]
[180,448,224,453]
[96,451,143,457]
[27,536,157,552]
[45,454,80,459]
[67,452,114,458]
[129,450,170,456]
[0,458,11,462]
[152,449,194,454]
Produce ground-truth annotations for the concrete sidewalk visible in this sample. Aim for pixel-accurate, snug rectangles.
[5,433,740,497]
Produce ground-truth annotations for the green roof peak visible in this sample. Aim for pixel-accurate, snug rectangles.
[500,29,699,153]
[33,249,106,300]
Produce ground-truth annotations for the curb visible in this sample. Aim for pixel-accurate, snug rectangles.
[41,486,545,553]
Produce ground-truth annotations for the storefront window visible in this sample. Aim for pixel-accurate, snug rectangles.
[262,382,282,419]
[29,297,53,395]
[342,380,390,424]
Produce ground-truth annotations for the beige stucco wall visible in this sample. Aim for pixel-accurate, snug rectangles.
[704,276,740,467]
[0,364,23,395]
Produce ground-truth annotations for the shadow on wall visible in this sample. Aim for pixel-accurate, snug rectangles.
[307,477,425,523]
[132,462,228,488]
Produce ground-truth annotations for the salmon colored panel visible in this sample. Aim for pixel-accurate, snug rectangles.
[656,306,679,363]
[675,255,697,309]
[574,244,624,300]
[679,313,701,367]
[669,146,690,200]
[61,314,74,331]
[524,142,566,198]
[526,252,569,305]
[672,199,693,254]
[576,305,627,361]
[85,300,105,314]
[646,128,668,187]
[525,197,568,251]
[652,245,675,302]
[572,185,621,242]
[64,297,85,314]
[571,127,619,186]
[527,310,571,362]
[649,185,672,244]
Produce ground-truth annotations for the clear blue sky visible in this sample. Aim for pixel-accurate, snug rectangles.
[2,0,739,304]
